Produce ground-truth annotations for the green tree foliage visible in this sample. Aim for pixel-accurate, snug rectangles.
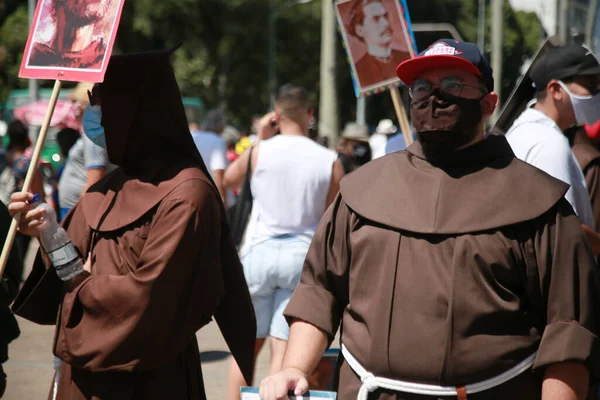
[0,0,543,131]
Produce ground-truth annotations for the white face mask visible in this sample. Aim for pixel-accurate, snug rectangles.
[558,80,600,125]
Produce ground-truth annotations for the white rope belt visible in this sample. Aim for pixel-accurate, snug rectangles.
[341,344,537,399]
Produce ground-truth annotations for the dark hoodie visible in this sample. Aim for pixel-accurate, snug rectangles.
[12,49,256,400]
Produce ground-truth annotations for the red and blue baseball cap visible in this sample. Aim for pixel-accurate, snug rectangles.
[396,39,494,92]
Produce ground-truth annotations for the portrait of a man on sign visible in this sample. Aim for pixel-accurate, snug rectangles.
[335,0,415,95]
[19,0,124,82]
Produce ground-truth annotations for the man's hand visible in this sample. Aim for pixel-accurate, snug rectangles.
[259,367,309,400]
[257,111,279,141]
[8,192,46,238]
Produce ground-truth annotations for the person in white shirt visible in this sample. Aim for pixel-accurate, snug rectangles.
[506,43,600,252]
[223,84,344,399]
[191,109,228,205]
[370,118,397,159]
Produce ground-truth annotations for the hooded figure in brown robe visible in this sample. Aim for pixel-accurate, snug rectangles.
[259,40,600,400]
[10,48,256,400]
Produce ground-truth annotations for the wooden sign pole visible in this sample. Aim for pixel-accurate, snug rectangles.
[389,11,417,146]
[390,87,413,146]
[0,79,63,278]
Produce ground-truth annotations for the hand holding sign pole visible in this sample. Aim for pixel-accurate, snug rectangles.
[334,0,417,145]
[0,0,125,278]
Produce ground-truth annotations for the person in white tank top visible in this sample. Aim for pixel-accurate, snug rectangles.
[224,84,345,399]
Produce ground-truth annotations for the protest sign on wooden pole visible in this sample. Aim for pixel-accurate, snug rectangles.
[389,0,417,146]
[390,86,413,146]
[0,80,62,277]
[0,0,125,278]
[334,0,417,142]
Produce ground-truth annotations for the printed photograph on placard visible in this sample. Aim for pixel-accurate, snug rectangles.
[334,0,417,96]
[19,0,125,82]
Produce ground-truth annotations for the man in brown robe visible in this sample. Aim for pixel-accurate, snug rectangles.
[259,40,599,400]
[8,48,256,399]
[566,124,600,231]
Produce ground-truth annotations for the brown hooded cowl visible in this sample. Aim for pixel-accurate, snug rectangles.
[12,49,256,400]
[285,135,600,399]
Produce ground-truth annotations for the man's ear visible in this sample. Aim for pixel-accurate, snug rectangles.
[481,92,498,118]
[548,80,565,101]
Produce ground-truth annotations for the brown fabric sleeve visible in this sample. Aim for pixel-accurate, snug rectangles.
[584,161,600,231]
[284,194,351,340]
[57,185,226,372]
[528,198,600,380]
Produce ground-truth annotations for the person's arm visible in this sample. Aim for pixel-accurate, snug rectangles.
[542,362,589,400]
[82,168,106,194]
[527,198,599,391]
[213,169,227,207]
[325,159,345,209]
[224,112,276,192]
[259,321,328,400]
[82,136,109,194]
[224,146,254,192]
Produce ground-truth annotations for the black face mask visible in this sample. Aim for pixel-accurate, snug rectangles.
[411,89,483,154]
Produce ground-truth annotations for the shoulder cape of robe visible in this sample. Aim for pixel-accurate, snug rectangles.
[341,135,569,234]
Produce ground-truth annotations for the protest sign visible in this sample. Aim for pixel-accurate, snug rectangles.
[334,0,417,97]
[19,0,125,82]
[334,0,417,145]
[0,0,124,277]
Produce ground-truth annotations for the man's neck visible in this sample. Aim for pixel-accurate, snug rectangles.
[54,8,94,52]
[279,121,308,137]
[533,102,568,130]
[367,43,392,60]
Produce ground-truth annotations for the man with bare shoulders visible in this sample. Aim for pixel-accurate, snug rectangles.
[224,84,344,399]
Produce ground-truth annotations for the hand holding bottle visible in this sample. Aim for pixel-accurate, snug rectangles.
[8,192,47,237]
[9,192,84,280]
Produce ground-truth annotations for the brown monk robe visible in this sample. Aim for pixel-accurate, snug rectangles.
[566,125,600,231]
[11,49,256,399]
[284,135,600,399]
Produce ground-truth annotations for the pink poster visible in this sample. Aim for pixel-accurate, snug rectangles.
[19,0,125,82]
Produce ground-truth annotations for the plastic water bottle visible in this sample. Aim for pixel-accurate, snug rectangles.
[29,194,84,281]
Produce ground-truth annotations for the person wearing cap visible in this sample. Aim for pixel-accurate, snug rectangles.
[506,44,599,235]
[337,122,372,174]
[259,39,598,400]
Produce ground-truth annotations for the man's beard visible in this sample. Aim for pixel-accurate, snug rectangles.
[55,0,113,25]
